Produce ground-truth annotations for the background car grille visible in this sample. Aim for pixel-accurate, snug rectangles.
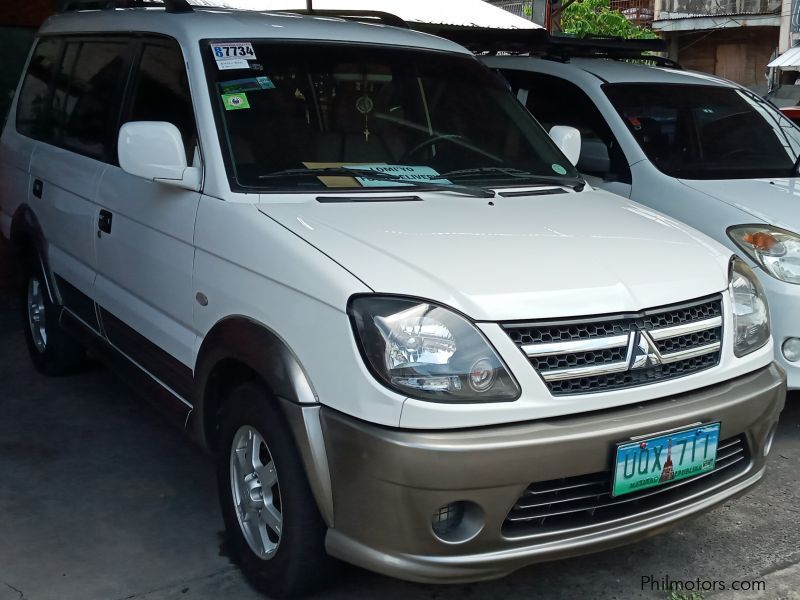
[503,435,749,538]
[503,295,723,395]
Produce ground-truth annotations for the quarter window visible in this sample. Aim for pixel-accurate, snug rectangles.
[16,39,61,140]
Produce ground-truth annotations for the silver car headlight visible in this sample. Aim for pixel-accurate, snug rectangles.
[729,257,770,357]
[349,296,520,402]
[728,225,800,284]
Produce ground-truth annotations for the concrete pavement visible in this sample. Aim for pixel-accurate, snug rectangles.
[0,289,799,600]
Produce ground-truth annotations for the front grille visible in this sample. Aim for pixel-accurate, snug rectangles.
[503,295,723,395]
[503,435,749,538]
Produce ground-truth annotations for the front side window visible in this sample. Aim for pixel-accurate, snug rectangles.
[126,42,197,163]
[504,71,631,183]
[605,83,800,180]
[204,41,581,191]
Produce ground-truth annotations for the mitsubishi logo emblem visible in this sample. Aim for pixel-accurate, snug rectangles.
[630,329,663,370]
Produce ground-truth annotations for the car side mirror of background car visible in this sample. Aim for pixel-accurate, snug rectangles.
[118,122,201,192]
[548,125,582,166]
[578,138,612,179]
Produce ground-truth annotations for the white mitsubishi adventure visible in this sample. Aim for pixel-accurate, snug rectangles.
[0,2,786,597]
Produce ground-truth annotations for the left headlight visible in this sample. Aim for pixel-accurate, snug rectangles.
[349,296,520,402]
[728,225,800,284]
[729,257,770,357]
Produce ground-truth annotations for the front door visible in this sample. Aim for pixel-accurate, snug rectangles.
[93,38,201,403]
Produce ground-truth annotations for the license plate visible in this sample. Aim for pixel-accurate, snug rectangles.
[612,422,721,497]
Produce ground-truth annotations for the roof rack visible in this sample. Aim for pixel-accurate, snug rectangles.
[59,0,193,13]
[279,9,409,29]
[437,29,679,69]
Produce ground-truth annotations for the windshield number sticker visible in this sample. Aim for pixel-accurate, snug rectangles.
[212,42,256,61]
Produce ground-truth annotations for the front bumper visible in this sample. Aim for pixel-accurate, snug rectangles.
[319,363,785,584]
[760,273,800,389]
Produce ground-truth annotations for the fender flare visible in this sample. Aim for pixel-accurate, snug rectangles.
[191,316,335,526]
[10,204,58,304]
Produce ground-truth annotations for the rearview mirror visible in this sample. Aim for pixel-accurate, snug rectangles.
[118,122,201,191]
[548,125,582,166]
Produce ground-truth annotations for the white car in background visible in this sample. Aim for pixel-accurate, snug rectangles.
[485,52,800,389]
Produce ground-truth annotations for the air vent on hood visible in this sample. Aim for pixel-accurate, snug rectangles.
[316,196,422,203]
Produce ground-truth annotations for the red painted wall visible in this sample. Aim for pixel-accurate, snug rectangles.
[0,0,55,28]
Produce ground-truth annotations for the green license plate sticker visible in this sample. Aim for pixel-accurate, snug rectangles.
[612,422,720,497]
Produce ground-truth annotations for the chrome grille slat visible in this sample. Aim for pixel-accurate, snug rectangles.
[504,437,748,531]
[648,316,723,341]
[503,295,723,395]
[659,341,721,364]
[522,334,629,358]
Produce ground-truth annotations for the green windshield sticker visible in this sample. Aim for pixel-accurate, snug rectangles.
[256,76,275,89]
[220,76,275,94]
[552,164,567,175]
[222,93,250,111]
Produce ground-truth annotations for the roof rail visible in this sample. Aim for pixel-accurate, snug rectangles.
[437,29,679,69]
[59,0,193,13]
[278,9,409,29]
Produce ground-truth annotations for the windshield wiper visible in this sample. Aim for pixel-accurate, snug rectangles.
[437,167,586,191]
[258,167,495,198]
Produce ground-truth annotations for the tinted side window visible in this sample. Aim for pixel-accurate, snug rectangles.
[55,41,129,160]
[505,70,631,183]
[126,42,197,162]
[16,39,61,140]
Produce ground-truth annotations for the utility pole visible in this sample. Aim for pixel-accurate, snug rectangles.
[307,0,313,12]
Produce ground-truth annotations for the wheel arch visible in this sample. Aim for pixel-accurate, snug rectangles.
[10,204,58,304]
[193,315,334,526]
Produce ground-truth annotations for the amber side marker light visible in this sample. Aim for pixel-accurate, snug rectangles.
[743,231,779,253]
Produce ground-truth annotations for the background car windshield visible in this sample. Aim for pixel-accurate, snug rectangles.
[205,42,578,190]
[604,83,800,180]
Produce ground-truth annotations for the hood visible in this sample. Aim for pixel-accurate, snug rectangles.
[679,177,800,231]
[259,189,731,321]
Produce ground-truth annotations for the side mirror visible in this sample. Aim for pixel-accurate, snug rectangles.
[578,138,612,177]
[118,122,201,191]
[548,125,582,166]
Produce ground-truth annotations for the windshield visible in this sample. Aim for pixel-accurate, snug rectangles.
[604,83,800,180]
[203,41,580,192]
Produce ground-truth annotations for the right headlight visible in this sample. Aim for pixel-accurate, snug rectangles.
[729,256,770,357]
[728,225,800,284]
[348,295,520,403]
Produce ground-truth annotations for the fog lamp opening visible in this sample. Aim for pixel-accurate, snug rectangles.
[782,338,800,363]
[431,500,484,544]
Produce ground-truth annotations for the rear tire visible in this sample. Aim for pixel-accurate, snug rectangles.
[217,381,333,598]
[20,260,86,376]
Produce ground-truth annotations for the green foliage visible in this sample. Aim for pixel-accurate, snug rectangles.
[667,592,705,600]
[561,0,658,39]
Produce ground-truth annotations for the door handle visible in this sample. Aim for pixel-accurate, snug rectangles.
[98,210,113,235]
[32,179,43,199]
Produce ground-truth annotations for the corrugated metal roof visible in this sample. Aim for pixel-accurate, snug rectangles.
[769,47,800,68]
[188,0,541,28]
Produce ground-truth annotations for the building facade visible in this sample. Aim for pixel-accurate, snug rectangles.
[653,0,782,90]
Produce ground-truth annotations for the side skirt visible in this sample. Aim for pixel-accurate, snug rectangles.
[59,309,193,432]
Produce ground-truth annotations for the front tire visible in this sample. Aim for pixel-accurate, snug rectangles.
[20,263,86,376]
[217,381,332,597]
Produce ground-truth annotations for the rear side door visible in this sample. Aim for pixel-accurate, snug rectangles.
[93,37,201,402]
[29,36,134,331]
